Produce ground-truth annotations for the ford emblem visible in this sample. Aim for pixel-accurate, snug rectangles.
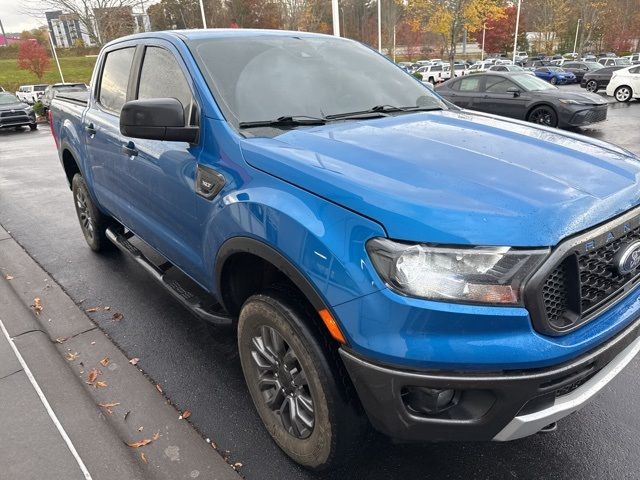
[615,241,640,275]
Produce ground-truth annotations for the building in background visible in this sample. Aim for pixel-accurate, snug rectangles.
[46,10,94,47]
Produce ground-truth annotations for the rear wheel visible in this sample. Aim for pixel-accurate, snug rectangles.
[614,85,632,102]
[238,289,368,470]
[71,174,116,252]
[586,80,598,92]
[528,106,558,128]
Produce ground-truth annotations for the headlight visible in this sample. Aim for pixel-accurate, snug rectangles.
[366,238,549,305]
[559,98,587,105]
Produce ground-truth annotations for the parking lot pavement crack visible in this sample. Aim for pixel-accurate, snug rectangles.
[10,329,45,340]
[0,369,23,381]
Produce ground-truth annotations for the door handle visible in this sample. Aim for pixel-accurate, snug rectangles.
[121,142,138,157]
[86,123,96,136]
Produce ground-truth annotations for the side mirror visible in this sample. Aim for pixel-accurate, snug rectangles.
[120,98,198,143]
[507,86,521,97]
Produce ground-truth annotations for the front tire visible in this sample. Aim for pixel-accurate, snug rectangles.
[528,105,558,128]
[550,77,558,85]
[614,85,632,102]
[71,174,116,252]
[30,123,37,131]
[238,289,367,470]
[586,80,598,92]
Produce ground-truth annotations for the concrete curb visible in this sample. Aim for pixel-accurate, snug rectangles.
[0,225,240,480]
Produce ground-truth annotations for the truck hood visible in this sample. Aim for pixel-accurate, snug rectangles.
[239,110,640,246]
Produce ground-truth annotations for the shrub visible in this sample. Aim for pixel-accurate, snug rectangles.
[33,100,45,117]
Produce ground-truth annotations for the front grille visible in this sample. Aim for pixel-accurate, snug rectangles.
[0,110,26,118]
[582,107,607,124]
[527,208,640,335]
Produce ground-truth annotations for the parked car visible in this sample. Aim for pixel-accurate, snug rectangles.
[15,84,48,104]
[0,92,37,130]
[436,72,607,128]
[41,83,88,113]
[524,60,552,69]
[581,66,625,92]
[416,64,450,83]
[598,57,631,67]
[606,65,640,102]
[534,66,576,84]
[561,61,603,82]
[489,65,534,75]
[465,61,492,75]
[50,30,640,471]
[515,51,528,62]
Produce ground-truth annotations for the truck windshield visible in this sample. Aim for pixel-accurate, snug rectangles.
[189,35,447,128]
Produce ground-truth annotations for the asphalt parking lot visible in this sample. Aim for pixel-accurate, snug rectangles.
[1,88,640,480]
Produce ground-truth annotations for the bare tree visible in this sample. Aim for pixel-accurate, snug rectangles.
[26,0,140,46]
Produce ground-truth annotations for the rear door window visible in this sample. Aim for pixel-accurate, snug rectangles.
[99,47,135,114]
[458,76,481,92]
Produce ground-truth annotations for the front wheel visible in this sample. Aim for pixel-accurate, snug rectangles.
[550,77,558,85]
[586,80,598,92]
[71,174,116,252]
[238,290,368,470]
[615,85,632,102]
[528,106,558,128]
[29,123,37,131]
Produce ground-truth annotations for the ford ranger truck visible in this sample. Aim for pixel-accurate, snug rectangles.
[50,30,640,470]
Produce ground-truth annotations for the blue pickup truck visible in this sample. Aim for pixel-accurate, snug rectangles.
[50,29,640,470]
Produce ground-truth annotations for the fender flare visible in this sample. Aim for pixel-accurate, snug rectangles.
[59,140,84,188]
[215,236,330,314]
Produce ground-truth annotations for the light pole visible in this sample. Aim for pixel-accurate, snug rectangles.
[332,0,340,36]
[377,0,382,53]
[573,19,582,56]
[481,23,486,61]
[199,0,207,29]
[48,30,65,83]
[512,0,522,63]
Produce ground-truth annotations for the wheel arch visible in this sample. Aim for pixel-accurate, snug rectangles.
[526,102,558,121]
[60,141,83,189]
[215,237,331,319]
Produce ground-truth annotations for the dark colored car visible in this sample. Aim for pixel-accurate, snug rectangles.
[0,92,37,130]
[41,83,88,113]
[534,67,576,84]
[436,73,608,128]
[581,66,625,92]
[561,61,603,82]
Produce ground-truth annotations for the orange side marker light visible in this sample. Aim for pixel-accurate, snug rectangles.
[318,309,347,344]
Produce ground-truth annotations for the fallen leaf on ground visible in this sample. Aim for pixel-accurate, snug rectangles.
[31,297,43,315]
[140,452,148,464]
[233,462,243,470]
[112,312,124,321]
[182,410,191,419]
[65,352,79,361]
[85,307,99,313]
[156,384,163,393]
[98,402,120,414]
[124,411,130,422]
[104,306,111,311]
[95,381,108,388]
[138,426,143,431]
[55,337,69,344]
[127,438,152,448]
[152,431,161,441]
[86,368,100,384]
[129,358,140,365]
[100,357,110,367]
[5,274,14,280]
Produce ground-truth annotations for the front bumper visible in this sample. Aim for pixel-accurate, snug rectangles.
[340,314,640,442]
[565,104,608,126]
[0,111,36,128]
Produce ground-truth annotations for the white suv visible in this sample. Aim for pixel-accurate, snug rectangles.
[415,64,451,84]
[16,84,48,104]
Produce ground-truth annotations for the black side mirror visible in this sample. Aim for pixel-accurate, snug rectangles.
[507,86,521,97]
[120,98,198,143]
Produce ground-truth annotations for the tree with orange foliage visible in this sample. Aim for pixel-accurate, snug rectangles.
[17,41,51,82]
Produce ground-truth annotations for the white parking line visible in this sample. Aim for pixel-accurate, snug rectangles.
[0,318,93,480]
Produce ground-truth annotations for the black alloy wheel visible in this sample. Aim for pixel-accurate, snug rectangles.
[528,106,558,128]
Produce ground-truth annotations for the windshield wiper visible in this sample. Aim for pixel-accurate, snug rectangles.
[325,104,443,120]
[239,115,326,129]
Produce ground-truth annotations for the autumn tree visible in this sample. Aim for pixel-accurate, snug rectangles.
[407,0,504,69]
[17,41,51,82]
[474,5,526,55]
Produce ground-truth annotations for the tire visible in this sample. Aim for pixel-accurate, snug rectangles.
[614,85,632,102]
[586,80,598,93]
[428,77,435,84]
[527,105,558,128]
[238,289,368,470]
[30,123,37,131]
[550,76,557,85]
[71,174,116,252]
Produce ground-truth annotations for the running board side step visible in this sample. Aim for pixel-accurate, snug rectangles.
[105,227,233,326]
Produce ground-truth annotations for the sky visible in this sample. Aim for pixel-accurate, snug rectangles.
[0,0,47,34]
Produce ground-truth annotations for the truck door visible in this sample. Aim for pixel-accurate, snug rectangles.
[119,42,204,279]
[84,46,136,223]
